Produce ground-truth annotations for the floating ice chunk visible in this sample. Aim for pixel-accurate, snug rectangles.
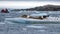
[38,30,46,32]
[26,25,47,28]
[0,22,5,24]
[22,28,27,31]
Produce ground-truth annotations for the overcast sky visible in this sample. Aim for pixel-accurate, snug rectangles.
[0,0,60,1]
[0,1,60,9]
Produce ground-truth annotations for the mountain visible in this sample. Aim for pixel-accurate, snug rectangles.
[11,4,60,11]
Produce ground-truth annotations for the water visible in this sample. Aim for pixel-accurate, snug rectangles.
[0,23,60,34]
[0,11,60,22]
[0,11,60,34]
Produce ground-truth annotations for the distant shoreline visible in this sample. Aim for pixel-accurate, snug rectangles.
[11,4,60,11]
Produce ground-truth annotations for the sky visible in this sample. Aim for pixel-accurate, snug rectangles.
[0,0,60,1]
[0,1,60,9]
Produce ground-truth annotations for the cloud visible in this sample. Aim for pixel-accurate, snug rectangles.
[0,0,60,1]
[0,1,60,9]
